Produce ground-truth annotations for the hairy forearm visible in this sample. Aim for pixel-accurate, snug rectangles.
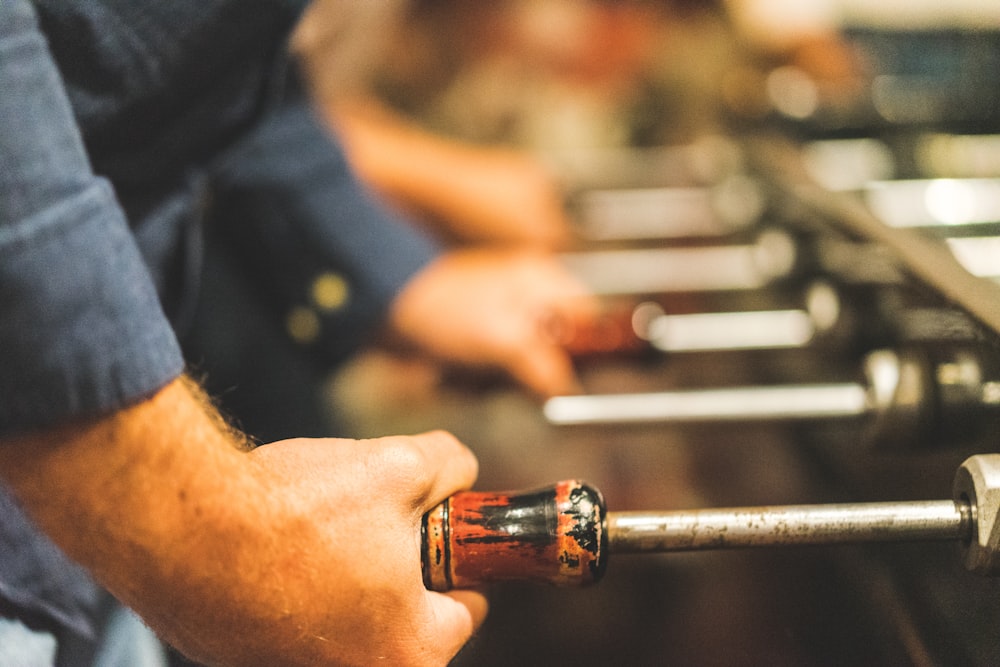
[0,376,270,659]
[0,376,246,547]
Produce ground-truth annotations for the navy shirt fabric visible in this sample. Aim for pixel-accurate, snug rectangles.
[0,0,186,436]
[0,0,439,655]
[209,96,438,369]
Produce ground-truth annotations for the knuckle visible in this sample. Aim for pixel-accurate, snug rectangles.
[373,436,429,480]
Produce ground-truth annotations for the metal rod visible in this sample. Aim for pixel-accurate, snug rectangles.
[946,236,1000,281]
[560,229,796,295]
[645,308,818,352]
[608,500,971,554]
[573,175,763,241]
[864,178,1000,228]
[543,383,871,425]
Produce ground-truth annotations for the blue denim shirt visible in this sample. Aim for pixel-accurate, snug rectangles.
[0,0,438,652]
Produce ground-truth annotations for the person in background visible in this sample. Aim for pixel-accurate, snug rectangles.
[179,1,597,443]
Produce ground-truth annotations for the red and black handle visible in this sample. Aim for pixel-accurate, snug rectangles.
[422,480,608,591]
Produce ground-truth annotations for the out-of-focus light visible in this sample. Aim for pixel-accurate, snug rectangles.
[946,236,1000,280]
[803,139,895,191]
[561,230,797,295]
[865,178,1000,228]
[918,134,1000,179]
[644,309,816,352]
[925,179,978,226]
[766,66,820,120]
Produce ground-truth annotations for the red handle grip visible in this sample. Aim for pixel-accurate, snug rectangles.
[421,480,608,591]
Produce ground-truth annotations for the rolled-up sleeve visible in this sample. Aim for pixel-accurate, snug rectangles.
[0,0,184,436]
[209,95,440,367]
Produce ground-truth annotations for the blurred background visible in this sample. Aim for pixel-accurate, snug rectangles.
[297,2,1000,664]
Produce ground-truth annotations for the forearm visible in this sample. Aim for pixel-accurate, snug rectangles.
[0,377,264,655]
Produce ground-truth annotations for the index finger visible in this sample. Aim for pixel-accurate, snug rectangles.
[405,430,480,512]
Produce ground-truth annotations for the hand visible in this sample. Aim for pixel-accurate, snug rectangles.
[328,99,575,250]
[418,146,573,249]
[0,380,486,666]
[229,430,488,666]
[387,247,598,397]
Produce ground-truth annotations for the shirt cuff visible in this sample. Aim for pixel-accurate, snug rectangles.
[209,100,440,366]
[0,179,185,436]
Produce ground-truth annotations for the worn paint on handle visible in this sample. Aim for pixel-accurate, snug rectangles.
[421,480,608,591]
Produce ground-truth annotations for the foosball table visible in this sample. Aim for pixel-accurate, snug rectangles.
[330,23,1000,667]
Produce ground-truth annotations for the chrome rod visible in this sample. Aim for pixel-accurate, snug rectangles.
[544,384,870,426]
[560,229,796,295]
[608,500,971,554]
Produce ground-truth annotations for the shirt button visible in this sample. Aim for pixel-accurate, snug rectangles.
[286,306,321,345]
[311,272,350,312]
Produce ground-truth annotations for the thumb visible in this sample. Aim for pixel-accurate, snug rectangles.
[423,590,489,662]
[507,344,581,398]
